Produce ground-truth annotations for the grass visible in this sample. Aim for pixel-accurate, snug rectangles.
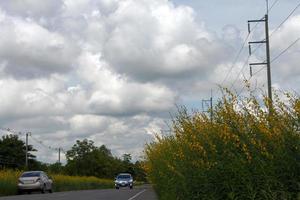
[0,169,114,197]
[0,170,21,196]
[52,174,113,191]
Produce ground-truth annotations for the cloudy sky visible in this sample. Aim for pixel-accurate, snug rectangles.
[0,0,299,163]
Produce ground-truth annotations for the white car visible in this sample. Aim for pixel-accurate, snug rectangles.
[18,171,53,194]
[115,173,133,189]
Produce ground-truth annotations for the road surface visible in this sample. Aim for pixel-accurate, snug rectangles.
[0,185,157,200]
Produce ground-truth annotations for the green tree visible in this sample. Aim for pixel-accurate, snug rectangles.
[0,134,37,169]
[65,139,119,178]
[65,139,148,180]
[133,161,147,182]
[121,154,135,176]
[48,162,64,174]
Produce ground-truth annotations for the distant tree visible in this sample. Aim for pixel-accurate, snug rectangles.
[0,134,37,169]
[65,139,147,180]
[122,154,132,163]
[29,160,48,171]
[121,153,134,175]
[65,139,118,178]
[48,162,64,174]
[133,161,147,182]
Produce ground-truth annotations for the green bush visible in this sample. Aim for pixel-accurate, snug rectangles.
[144,91,300,200]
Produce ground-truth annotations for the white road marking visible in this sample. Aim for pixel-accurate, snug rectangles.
[127,189,147,200]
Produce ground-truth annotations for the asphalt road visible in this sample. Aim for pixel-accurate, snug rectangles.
[0,185,157,200]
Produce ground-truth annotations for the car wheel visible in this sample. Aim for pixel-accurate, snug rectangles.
[17,190,22,195]
[130,186,133,189]
[116,187,119,189]
[41,185,46,193]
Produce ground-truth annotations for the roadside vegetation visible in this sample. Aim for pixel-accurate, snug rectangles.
[0,135,146,196]
[0,169,113,196]
[144,90,300,199]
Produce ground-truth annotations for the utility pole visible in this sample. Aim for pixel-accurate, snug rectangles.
[58,148,61,164]
[25,132,30,168]
[210,90,213,121]
[248,13,272,112]
[202,90,213,122]
[265,14,272,104]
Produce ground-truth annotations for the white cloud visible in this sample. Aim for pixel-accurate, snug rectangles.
[102,0,229,81]
[0,0,229,163]
[69,115,112,136]
[77,52,177,116]
[0,12,79,78]
[0,76,67,121]
[0,0,63,18]
[3,0,291,163]
[271,15,300,79]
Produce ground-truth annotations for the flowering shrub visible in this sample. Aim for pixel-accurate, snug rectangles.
[144,91,300,200]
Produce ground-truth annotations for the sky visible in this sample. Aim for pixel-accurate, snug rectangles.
[0,0,299,163]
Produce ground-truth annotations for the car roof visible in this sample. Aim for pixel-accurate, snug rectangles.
[23,171,44,173]
[117,173,132,176]
[21,171,45,175]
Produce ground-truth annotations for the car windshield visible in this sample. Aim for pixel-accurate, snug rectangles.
[117,175,131,179]
[21,172,41,177]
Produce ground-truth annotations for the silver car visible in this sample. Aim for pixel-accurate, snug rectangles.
[18,171,53,194]
[115,173,133,189]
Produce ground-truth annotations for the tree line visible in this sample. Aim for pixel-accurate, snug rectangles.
[0,135,147,182]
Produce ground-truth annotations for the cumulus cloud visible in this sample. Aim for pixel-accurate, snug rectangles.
[0,0,63,18]
[0,0,258,163]
[0,10,79,78]
[271,15,300,80]
[0,76,69,126]
[76,52,177,116]
[102,0,231,81]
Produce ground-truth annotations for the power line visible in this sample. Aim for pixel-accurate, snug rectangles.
[241,0,300,104]
[0,127,66,154]
[269,0,280,13]
[270,1,300,37]
[221,35,250,86]
[227,16,269,90]
[248,1,299,56]
[247,14,272,105]
[271,37,300,63]
[221,1,280,94]
[252,65,267,76]
[229,55,251,91]
[221,21,261,86]
[237,66,266,97]
[29,134,66,154]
